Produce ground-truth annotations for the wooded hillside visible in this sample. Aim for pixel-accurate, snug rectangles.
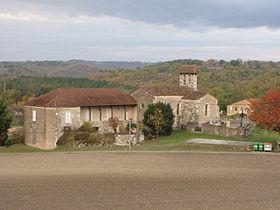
[0,60,151,78]
[0,76,135,105]
[89,59,280,110]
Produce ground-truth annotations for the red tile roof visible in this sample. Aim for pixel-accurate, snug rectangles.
[247,98,260,104]
[141,86,207,100]
[177,65,200,74]
[25,88,137,107]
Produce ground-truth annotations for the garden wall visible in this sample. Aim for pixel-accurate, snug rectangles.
[201,123,246,138]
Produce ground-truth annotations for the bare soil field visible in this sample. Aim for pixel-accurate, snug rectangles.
[0,152,279,210]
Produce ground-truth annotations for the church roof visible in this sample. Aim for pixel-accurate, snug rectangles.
[25,88,137,107]
[140,86,207,100]
[177,65,200,74]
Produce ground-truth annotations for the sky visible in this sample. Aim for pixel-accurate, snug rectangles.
[1,0,280,62]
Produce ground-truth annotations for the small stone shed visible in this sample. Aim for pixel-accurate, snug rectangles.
[24,88,138,150]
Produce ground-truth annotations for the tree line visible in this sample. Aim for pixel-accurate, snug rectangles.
[0,76,136,105]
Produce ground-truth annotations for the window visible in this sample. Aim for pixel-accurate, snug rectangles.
[140,103,144,109]
[205,104,208,116]
[177,103,180,115]
[65,111,72,123]
[32,110,37,122]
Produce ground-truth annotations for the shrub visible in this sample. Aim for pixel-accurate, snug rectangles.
[102,133,115,146]
[74,132,90,141]
[5,127,24,147]
[86,133,103,145]
[79,122,97,133]
[108,116,119,133]
[56,130,76,147]
[126,122,137,131]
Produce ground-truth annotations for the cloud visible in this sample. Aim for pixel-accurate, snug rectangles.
[1,0,280,61]
[1,0,280,29]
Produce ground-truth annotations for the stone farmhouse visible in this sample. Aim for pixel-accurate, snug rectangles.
[227,98,259,116]
[131,65,220,129]
[24,88,137,149]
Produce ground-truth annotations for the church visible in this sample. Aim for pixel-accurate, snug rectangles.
[131,65,220,130]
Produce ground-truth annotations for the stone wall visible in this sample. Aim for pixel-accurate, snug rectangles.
[115,133,145,145]
[196,94,220,124]
[131,89,154,121]
[24,106,59,150]
[154,95,183,128]
[201,123,246,138]
[179,73,198,91]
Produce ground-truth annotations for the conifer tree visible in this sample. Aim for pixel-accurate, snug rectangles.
[0,97,12,146]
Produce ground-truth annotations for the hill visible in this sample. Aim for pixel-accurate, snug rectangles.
[0,60,151,78]
[69,60,152,70]
[1,76,136,105]
[89,59,280,110]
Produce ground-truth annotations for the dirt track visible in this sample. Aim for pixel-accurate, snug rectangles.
[0,152,279,210]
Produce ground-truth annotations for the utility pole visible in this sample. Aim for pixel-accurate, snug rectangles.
[128,118,132,151]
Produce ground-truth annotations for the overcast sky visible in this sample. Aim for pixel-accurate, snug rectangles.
[1,0,280,61]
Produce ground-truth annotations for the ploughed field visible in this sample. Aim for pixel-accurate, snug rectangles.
[0,152,279,210]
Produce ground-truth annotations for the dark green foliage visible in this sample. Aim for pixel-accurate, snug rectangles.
[90,59,280,110]
[143,102,175,138]
[56,130,76,147]
[58,130,115,148]
[0,98,12,146]
[74,132,90,141]
[1,76,136,105]
[79,122,98,133]
[126,123,137,131]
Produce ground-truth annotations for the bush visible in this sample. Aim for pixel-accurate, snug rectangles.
[5,127,24,147]
[102,133,115,146]
[74,132,90,141]
[86,133,103,145]
[57,130,115,148]
[126,123,137,131]
[79,122,97,133]
[56,130,76,147]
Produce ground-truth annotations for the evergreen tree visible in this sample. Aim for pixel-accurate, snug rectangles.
[0,97,12,146]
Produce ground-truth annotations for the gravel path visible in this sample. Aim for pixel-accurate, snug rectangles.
[0,152,279,210]
[186,138,258,146]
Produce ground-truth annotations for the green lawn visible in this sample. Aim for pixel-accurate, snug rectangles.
[1,129,279,153]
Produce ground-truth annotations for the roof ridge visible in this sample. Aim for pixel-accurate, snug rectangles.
[54,88,60,107]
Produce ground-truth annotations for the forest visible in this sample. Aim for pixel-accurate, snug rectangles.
[0,76,135,105]
[0,59,280,110]
[89,59,280,110]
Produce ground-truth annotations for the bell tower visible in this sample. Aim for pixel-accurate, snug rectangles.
[178,65,200,91]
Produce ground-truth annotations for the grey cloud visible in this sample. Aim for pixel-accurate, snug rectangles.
[2,0,280,28]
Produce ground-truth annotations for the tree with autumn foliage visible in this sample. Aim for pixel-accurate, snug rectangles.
[249,88,280,134]
[143,102,175,138]
[108,116,120,134]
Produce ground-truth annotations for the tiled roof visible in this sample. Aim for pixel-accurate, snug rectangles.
[25,88,137,107]
[141,86,207,100]
[247,98,260,104]
[177,65,200,74]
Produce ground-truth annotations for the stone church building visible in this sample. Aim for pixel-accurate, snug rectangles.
[131,65,220,129]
